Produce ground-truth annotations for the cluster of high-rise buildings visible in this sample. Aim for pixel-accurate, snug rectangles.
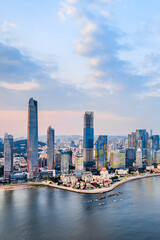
[2,98,160,180]
[126,129,160,168]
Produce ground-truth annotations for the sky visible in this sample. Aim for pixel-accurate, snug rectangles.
[0,0,160,137]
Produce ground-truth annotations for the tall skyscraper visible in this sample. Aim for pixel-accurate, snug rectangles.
[128,129,149,158]
[95,135,108,170]
[27,98,38,178]
[110,149,126,169]
[54,151,62,170]
[61,151,70,174]
[128,132,136,148]
[47,126,55,170]
[136,148,143,168]
[135,129,148,149]
[83,111,94,168]
[4,133,13,179]
[125,148,136,168]
[152,135,159,151]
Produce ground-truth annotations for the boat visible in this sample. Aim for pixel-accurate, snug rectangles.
[108,193,118,197]
[97,196,106,201]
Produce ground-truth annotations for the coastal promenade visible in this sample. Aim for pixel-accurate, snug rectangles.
[0,173,160,192]
[29,173,160,194]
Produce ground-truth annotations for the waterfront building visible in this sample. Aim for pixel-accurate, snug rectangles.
[67,150,73,168]
[61,151,70,174]
[146,165,154,171]
[153,150,160,164]
[54,151,62,169]
[136,148,143,168]
[4,133,13,179]
[152,135,159,151]
[95,135,108,170]
[148,137,154,165]
[110,149,125,169]
[38,157,47,168]
[47,126,55,170]
[10,172,27,181]
[75,157,83,172]
[39,169,56,178]
[148,135,159,165]
[27,98,38,178]
[83,111,94,168]
[115,169,128,175]
[125,148,136,168]
[82,171,93,182]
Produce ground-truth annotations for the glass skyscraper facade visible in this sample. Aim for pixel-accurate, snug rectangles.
[83,111,94,168]
[95,135,108,170]
[61,152,70,174]
[47,126,55,170]
[27,98,38,178]
[4,133,13,179]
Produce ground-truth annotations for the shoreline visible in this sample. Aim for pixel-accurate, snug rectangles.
[0,173,160,193]
[29,173,160,194]
[0,183,30,191]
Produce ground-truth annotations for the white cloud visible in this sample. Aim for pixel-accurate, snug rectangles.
[81,23,97,35]
[58,0,77,21]
[1,20,17,33]
[140,89,160,98]
[58,11,66,21]
[82,74,122,95]
[76,43,88,54]
[101,10,110,19]
[0,80,40,91]
[88,58,99,67]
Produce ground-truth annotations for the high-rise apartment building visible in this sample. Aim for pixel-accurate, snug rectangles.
[153,150,160,164]
[125,148,136,168]
[128,130,149,157]
[152,135,159,151]
[135,129,148,149]
[83,111,94,167]
[61,152,70,174]
[110,149,125,169]
[95,135,108,170]
[54,151,62,170]
[128,132,136,148]
[4,133,13,179]
[47,126,55,170]
[136,148,143,168]
[27,98,38,178]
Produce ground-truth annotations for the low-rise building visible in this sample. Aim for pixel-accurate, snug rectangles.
[10,172,27,181]
[146,165,154,171]
[60,174,79,185]
[82,172,93,182]
[115,169,129,175]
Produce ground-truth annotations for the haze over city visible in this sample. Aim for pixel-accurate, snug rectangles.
[1,0,160,136]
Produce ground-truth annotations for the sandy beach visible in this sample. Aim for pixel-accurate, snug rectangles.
[0,183,31,191]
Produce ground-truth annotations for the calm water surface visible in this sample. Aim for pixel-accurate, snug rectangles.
[1,177,160,240]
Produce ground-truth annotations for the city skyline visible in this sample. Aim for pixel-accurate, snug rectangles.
[1,1,160,136]
[1,2,160,240]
